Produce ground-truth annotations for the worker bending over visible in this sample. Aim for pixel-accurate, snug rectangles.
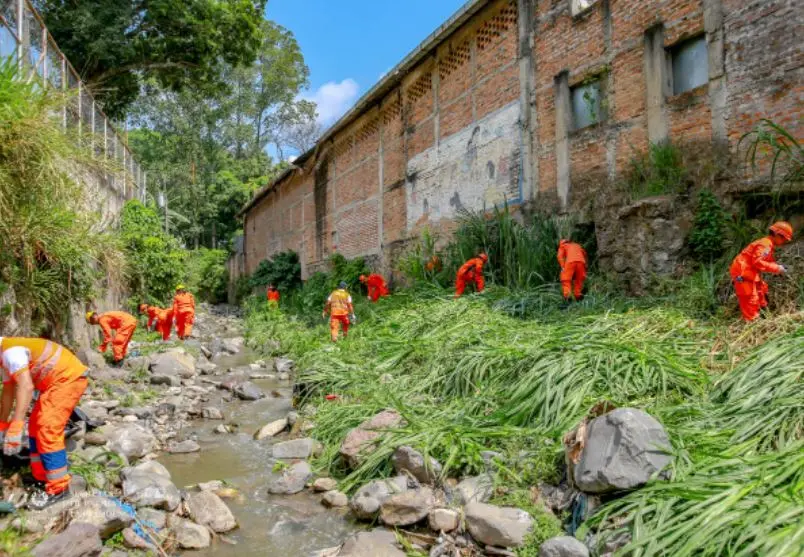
[267,285,280,307]
[455,253,488,297]
[324,282,355,342]
[138,304,173,341]
[173,285,196,340]
[730,221,793,321]
[0,337,88,509]
[558,239,588,301]
[87,310,137,363]
[360,274,389,303]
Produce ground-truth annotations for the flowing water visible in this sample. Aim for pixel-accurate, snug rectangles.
[160,346,359,556]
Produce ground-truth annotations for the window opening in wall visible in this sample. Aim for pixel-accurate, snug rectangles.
[670,36,708,95]
[571,0,599,16]
[571,79,605,131]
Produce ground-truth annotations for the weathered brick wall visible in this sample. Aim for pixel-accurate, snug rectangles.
[241,0,801,283]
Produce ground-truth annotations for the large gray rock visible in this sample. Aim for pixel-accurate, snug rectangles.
[379,486,434,526]
[267,461,312,494]
[137,508,167,530]
[350,476,408,520]
[169,517,211,549]
[539,536,590,557]
[272,438,315,459]
[150,350,196,380]
[124,460,171,480]
[233,381,265,401]
[274,357,294,374]
[122,469,181,510]
[391,446,442,484]
[464,502,533,548]
[254,418,288,440]
[31,522,102,557]
[168,440,201,454]
[429,508,460,532]
[90,367,128,382]
[454,475,493,504]
[69,496,135,538]
[202,406,224,419]
[340,410,405,468]
[186,491,237,533]
[106,424,157,460]
[76,348,107,370]
[573,408,671,494]
[222,337,245,354]
[338,528,405,557]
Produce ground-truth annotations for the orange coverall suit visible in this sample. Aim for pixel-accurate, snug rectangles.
[173,292,196,339]
[558,241,588,300]
[149,307,174,341]
[327,289,353,342]
[98,311,138,362]
[267,289,280,306]
[1,338,88,495]
[730,236,782,321]
[455,258,486,297]
[365,274,389,303]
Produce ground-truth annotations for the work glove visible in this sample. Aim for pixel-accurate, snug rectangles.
[3,420,24,456]
[350,314,357,324]
[778,265,787,274]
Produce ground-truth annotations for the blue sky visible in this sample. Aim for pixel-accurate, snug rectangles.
[266,0,467,127]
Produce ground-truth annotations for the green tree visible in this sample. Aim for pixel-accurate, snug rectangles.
[36,0,267,119]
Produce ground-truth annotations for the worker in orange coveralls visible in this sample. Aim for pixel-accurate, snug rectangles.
[138,304,173,341]
[172,285,196,340]
[730,221,793,321]
[558,239,588,302]
[455,253,488,297]
[86,310,137,363]
[360,274,389,303]
[0,337,88,509]
[267,284,280,307]
[323,282,355,342]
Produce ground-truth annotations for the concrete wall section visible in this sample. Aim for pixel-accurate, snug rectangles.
[407,101,522,230]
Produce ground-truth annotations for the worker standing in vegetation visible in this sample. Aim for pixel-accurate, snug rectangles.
[455,253,488,297]
[730,221,793,321]
[323,282,355,342]
[558,239,588,302]
[86,310,137,364]
[360,274,389,303]
[0,337,88,509]
[267,284,280,307]
[138,304,173,341]
[173,285,196,340]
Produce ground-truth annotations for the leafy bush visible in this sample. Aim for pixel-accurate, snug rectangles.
[249,250,302,292]
[0,59,123,334]
[688,190,726,262]
[120,200,186,305]
[186,248,228,303]
[626,141,689,200]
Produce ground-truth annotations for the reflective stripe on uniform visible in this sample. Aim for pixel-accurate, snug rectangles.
[45,465,69,481]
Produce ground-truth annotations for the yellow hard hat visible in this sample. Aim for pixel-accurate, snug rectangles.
[85,311,96,323]
[176,284,185,291]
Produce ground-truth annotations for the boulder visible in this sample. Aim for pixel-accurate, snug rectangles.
[379,486,434,526]
[150,350,196,379]
[122,527,155,551]
[464,502,533,548]
[84,430,108,446]
[222,337,245,354]
[539,536,590,557]
[338,529,405,557]
[169,517,211,549]
[77,348,107,370]
[125,460,171,480]
[232,381,265,401]
[340,410,405,468]
[123,356,150,372]
[106,424,157,460]
[186,491,238,533]
[31,522,102,557]
[313,477,338,492]
[322,490,349,508]
[91,367,128,382]
[201,406,224,420]
[197,361,218,375]
[254,418,288,440]
[69,496,135,538]
[114,406,153,420]
[391,446,442,484]
[272,438,315,459]
[122,469,181,510]
[274,357,294,374]
[267,461,312,495]
[454,475,493,505]
[572,408,671,494]
[350,476,408,520]
[429,508,460,532]
[137,508,167,530]
[168,440,201,454]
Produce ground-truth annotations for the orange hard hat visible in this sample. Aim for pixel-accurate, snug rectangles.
[769,221,793,241]
[359,275,367,282]
[478,253,488,262]
[138,303,148,313]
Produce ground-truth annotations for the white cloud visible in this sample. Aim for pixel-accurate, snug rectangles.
[302,79,360,127]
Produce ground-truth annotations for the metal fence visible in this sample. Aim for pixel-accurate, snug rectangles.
[0,0,145,201]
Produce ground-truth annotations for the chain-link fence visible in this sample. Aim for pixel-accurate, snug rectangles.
[0,0,146,201]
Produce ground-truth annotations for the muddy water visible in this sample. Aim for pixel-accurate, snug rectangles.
[161,350,359,556]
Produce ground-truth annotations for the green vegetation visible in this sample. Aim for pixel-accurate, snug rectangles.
[0,526,32,557]
[249,250,303,292]
[740,118,803,188]
[688,189,726,262]
[185,248,229,304]
[626,141,689,200]
[0,60,123,335]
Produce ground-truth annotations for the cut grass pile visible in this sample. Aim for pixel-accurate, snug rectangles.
[245,288,803,556]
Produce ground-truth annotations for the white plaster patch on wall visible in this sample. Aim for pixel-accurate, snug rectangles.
[406,101,522,230]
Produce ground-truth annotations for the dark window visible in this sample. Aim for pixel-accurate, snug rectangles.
[571,80,605,130]
[670,36,708,95]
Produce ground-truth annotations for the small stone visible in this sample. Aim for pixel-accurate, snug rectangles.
[233,381,265,401]
[122,469,181,511]
[391,446,442,485]
[137,508,167,530]
[350,476,408,520]
[340,410,405,469]
[198,480,224,492]
[454,475,493,505]
[186,491,238,533]
[30,522,102,557]
[322,490,349,508]
[313,477,338,492]
[277,372,290,381]
[274,357,294,374]
[169,517,211,549]
[539,536,590,557]
[254,418,288,440]
[268,461,312,495]
[122,527,154,551]
[272,438,315,459]
[287,411,299,425]
[214,424,231,434]
[429,508,460,532]
[464,502,533,548]
[122,415,138,423]
[168,440,201,454]
[202,406,224,420]
[338,529,405,557]
[379,487,434,526]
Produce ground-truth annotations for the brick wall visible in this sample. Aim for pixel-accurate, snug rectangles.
[242,0,801,281]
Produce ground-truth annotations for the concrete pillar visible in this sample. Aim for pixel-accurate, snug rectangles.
[644,25,669,144]
[554,71,571,209]
[704,0,727,145]
[517,0,538,203]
